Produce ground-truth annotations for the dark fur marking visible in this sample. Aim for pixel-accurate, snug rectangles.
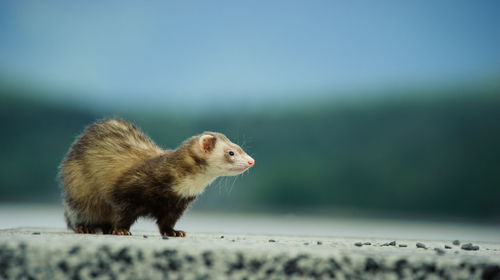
[192,154,207,167]
[109,152,199,234]
[119,142,131,150]
[224,151,235,163]
[188,149,208,170]
[204,136,217,152]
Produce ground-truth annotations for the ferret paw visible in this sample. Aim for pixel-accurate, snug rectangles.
[75,226,96,234]
[111,229,131,236]
[161,229,186,237]
[174,230,186,237]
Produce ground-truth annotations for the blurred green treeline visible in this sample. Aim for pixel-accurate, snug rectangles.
[1,80,499,222]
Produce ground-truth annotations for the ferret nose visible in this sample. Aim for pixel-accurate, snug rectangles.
[248,158,255,166]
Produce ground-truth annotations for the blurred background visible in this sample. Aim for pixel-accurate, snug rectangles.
[1,1,499,237]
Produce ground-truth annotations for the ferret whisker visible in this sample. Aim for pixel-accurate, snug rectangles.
[219,177,230,194]
[216,178,223,194]
[222,177,229,193]
[229,176,238,193]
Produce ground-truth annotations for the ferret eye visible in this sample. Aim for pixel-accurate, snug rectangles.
[229,151,234,156]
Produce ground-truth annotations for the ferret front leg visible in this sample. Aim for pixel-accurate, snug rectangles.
[111,214,135,236]
[156,213,186,237]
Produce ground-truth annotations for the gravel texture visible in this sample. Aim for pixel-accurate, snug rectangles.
[1,227,500,280]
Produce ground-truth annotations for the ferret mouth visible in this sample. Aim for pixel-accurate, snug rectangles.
[229,166,250,173]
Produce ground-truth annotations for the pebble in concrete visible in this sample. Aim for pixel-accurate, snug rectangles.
[461,243,480,251]
[68,246,80,255]
[453,240,460,246]
[354,242,363,247]
[416,242,427,249]
[382,241,396,246]
[434,248,446,256]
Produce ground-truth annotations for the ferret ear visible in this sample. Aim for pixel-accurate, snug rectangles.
[199,134,216,153]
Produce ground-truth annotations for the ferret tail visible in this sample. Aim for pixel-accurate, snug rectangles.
[63,200,75,231]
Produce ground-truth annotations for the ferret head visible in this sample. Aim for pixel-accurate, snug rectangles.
[196,132,255,176]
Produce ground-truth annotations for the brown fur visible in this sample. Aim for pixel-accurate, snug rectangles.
[59,118,250,237]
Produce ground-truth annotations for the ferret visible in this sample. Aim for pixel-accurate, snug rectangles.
[59,118,254,237]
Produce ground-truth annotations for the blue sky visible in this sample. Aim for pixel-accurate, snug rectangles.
[1,0,499,109]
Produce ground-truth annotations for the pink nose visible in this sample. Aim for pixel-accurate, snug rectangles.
[248,159,255,166]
